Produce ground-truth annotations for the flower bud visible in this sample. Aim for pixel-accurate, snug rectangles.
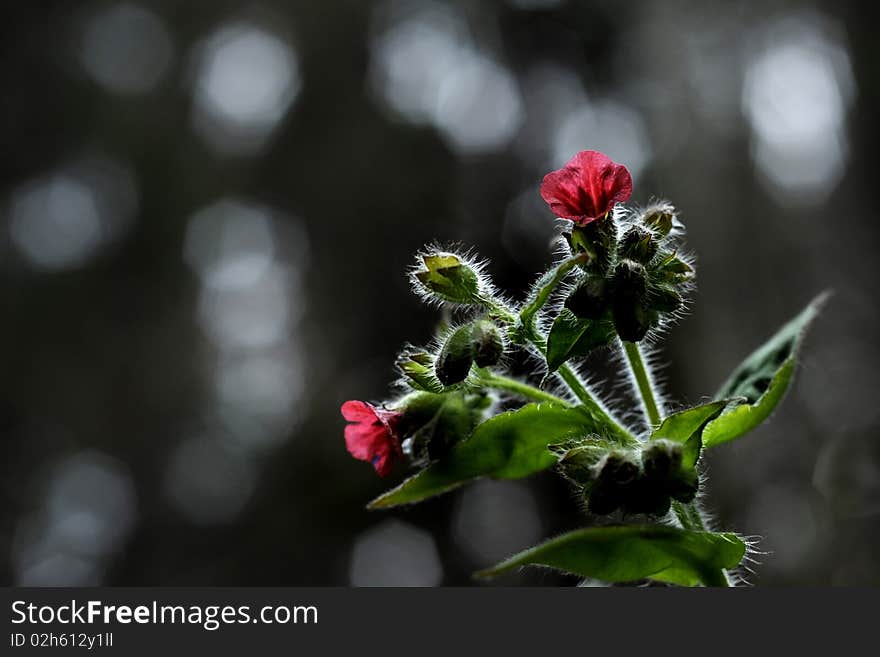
[587,451,640,515]
[610,260,656,342]
[566,217,618,274]
[654,252,694,284]
[648,285,683,314]
[599,452,641,487]
[668,476,699,503]
[624,478,672,516]
[398,390,487,461]
[641,440,699,504]
[586,480,622,515]
[618,226,658,263]
[611,259,648,299]
[640,203,677,237]
[553,441,607,485]
[613,304,656,343]
[414,253,482,305]
[434,324,474,386]
[470,319,505,368]
[564,275,609,320]
[642,440,683,482]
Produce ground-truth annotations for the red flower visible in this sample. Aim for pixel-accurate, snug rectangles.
[540,150,633,226]
[341,400,404,477]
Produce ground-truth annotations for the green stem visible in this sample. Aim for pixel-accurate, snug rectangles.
[621,340,662,429]
[476,370,570,406]
[482,285,636,444]
[482,297,518,325]
[672,500,705,531]
[519,253,588,327]
[527,332,636,444]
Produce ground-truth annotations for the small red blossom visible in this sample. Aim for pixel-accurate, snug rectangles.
[341,400,404,477]
[540,150,633,226]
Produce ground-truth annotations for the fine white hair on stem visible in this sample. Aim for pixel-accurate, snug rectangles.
[615,338,667,434]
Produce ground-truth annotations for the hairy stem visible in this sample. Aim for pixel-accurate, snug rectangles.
[519,253,589,327]
[621,340,662,429]
[482,297,518,325]
[672,500,705,531]
[528,332,636,444]
[483,289,636,444]
[476,370,570,406]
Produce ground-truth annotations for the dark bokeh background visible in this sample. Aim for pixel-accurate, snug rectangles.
[1,0,878,586]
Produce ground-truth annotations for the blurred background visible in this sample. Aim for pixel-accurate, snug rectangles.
[1,0,878,586]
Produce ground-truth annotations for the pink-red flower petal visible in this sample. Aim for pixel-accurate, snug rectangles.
[540,150,632,226]
[341,400,403,477]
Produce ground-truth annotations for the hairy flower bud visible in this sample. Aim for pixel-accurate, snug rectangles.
[648,284,683,314]
[564,276,609,320]
[641,440,699,505]
[642,440,683,482]
[624,478,673,517]
[566,218,618,274]
[398,391,489,461]
[640,202,677,237]
[610,260,656,342]
[552,440,609,485]
[435,325,474,386]
[587,451,641,515]
[414,253,482,305]
[600,452,641,486]
[654,252,694,284]
[611,259,648,299]
[470,319,505,368]
[618,226,658,263]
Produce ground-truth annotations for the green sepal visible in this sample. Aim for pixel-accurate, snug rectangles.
[397,352,444,393]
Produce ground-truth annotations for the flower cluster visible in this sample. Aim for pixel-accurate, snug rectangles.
[342,150,687,479]
[338,149,820,587]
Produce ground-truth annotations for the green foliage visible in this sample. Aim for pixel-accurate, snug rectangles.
[702,293,827,448]
[651,399,733,467]
[546,309,616,372]
[476,525,745,587]
[354,189,824,586]
[368,403,601,509]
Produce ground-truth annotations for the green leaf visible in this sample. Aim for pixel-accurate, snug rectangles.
[368,403,599,509]
[476,525,745,587]
[546,309,615,372]
[702,293,828,448]
[651,399,735,467]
